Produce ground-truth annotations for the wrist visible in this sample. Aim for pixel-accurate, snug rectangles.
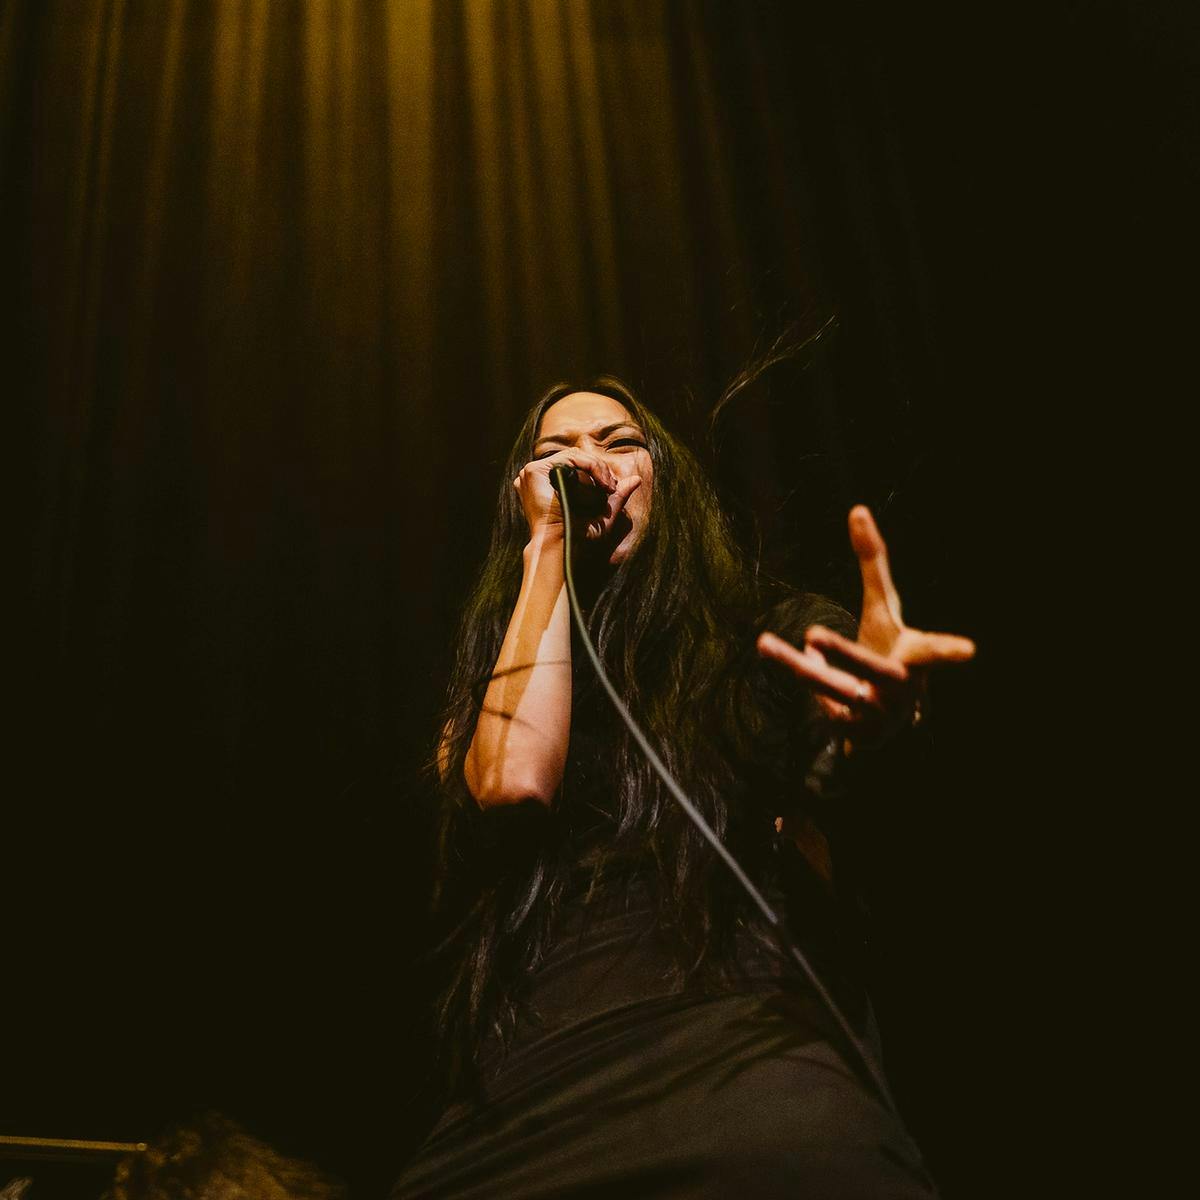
[524,526,564,558]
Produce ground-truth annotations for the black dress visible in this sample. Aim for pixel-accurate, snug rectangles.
[391,872,938,1198]
[392,604,939,1197]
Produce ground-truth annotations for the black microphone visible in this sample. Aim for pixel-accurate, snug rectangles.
[549,463,609,518]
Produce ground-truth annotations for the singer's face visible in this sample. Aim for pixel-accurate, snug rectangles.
[535,392,654,565]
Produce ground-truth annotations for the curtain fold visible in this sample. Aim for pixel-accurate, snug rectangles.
[9,0,984,1186]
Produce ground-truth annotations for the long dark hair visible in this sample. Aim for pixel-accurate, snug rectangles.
[427,375,848,1098]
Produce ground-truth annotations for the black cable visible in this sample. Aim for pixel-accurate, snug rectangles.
[550,464,899,1116]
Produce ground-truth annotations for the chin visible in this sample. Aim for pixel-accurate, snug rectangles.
[606,526,642,565]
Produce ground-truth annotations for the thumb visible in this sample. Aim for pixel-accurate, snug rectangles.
[584,475,644,540]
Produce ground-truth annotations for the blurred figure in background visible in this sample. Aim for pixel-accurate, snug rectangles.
[103,1113,345,1200]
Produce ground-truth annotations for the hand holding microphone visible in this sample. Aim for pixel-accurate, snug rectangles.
[513,450,642,545]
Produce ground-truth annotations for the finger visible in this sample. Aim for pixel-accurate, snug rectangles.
[895,629,977,666]
[757,631,882,708]
[815,694,855,724]
[848,505,903,625]
[584,475,642,540]
[608,474,642,513]
[550,450,617,493]
[805,624,909,682]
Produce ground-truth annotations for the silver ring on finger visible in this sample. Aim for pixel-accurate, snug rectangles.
[856,680,869,705]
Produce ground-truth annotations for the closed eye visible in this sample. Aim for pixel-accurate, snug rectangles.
[532,436,646,460]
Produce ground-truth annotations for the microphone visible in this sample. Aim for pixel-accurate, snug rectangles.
[549,463,609,518]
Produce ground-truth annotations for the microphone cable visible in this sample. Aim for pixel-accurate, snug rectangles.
[550,463,900,1117]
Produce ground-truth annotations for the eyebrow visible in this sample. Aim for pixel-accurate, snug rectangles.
[533,422,643,450]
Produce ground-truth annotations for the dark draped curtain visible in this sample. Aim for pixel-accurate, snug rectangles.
[3,0,1084,1194]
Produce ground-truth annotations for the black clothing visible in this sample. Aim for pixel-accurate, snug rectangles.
[392,863,937,1198]
[393,596,938,1197]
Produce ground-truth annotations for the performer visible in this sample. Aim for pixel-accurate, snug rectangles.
[392,377,974,1198]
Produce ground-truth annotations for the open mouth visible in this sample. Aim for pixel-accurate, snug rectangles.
[587,509,632,548]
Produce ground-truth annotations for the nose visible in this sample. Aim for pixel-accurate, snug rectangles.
[580,435,617,467]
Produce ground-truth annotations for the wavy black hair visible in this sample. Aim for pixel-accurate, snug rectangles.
[426,375,851,1099]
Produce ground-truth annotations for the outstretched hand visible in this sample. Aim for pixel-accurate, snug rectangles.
[757,505,975,750]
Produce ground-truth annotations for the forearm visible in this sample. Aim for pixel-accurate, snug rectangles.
[464,530,572,807]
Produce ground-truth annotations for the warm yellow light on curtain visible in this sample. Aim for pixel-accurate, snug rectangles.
[464,0,513,420]
[560,1,622,365]
[42,0,126,634]
[302,0,336,317]
[209,0,271,307]
[498,1,552,377]
[383,0,435,426]
[137,0,187,352]
[594,0,691,314]
[25,0,782,613]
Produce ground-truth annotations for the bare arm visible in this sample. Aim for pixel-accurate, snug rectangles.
[459,450,643,808]
[463,527,572,806]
